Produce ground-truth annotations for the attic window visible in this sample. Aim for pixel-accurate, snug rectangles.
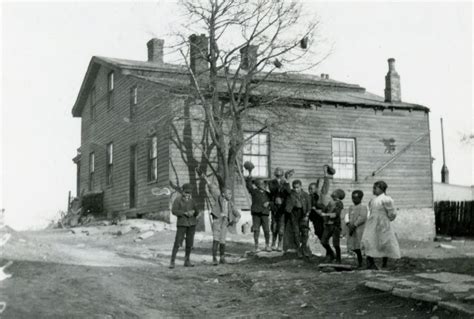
[108,71,114,91]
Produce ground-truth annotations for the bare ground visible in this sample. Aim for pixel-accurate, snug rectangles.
[1,223,473,318]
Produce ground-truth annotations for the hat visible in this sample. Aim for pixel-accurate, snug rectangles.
[326,165,336,175]
[182,183,192,193]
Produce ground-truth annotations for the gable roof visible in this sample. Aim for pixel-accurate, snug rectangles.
[72,56,428,117]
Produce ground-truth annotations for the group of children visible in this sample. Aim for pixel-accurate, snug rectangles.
[170,165,401,270]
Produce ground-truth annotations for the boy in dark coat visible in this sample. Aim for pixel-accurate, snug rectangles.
[170,183,200,269]
[245,176,272,252]
[320,188,345,263]
[284,180,311,258]
[268,168,291,251]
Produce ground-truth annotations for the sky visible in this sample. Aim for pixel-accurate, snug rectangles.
[1,1,473,230]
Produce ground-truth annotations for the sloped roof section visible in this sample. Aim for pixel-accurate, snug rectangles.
[72,56,428,117]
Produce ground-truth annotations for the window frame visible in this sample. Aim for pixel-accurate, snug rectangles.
[89,152,95,190]
[331,137,357,181]
[130,85,138,120]
[242,131,270,178]
[107,71,115,109]
[106,142,114,186]
[148,135,158,182]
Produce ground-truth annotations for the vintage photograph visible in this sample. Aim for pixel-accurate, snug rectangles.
[1,1,473,318]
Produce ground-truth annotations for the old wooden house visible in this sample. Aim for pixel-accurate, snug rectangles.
[72,36,434,240]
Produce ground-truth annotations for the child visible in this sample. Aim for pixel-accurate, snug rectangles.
[170,183,200,269]
[320,188,345,263]
[345,190,368,268]
[198,169,241,266]
[284,180,311,258]
[361,181,401,269]
[245,176,272,252]
[268,168,291,251]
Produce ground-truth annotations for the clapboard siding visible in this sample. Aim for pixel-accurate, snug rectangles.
[167,102,432,212]
[233,105,433,210]
[78,66,174,217]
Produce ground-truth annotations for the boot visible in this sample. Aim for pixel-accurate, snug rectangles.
[184,247,194,267]
[219,244,226,264]
[277,235,283,252]
[367,256,378,270]
[322,244,335,262]
[297,245,303,258]
[335,246,341,263]
[354,249,363,268]
[264,234,271,252]
[271,234,278,251]
[212,240,219,266]
[169,244,179,269]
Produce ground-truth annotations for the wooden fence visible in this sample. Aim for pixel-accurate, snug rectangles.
[434,201,474,237]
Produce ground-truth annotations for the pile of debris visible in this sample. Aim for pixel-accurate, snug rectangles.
[57,197,100,228]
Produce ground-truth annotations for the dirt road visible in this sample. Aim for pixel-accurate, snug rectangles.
[0,223,472,318]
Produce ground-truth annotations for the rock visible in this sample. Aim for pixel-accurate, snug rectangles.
[436,244,456,249]
[300,303,307,308]
[392,288,414,299]
[438,301,474,316]
[138,231,155,240]
[76,243,86,248]
[434,283,474,293]
[416,272,474,283]
[411,292,442,303]
[434,235,452,242]
[365,281,393,292]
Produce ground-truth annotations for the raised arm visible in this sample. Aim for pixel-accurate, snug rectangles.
[197,169,220,201]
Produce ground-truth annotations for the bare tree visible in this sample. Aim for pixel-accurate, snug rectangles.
[171,0,328,194]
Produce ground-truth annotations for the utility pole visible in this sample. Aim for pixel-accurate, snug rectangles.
[440,117,449,183]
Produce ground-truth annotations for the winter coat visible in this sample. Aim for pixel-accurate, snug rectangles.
[171,195,199,227]
[245,178,271,215]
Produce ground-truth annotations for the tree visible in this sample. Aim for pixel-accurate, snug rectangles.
[170,0,328,195]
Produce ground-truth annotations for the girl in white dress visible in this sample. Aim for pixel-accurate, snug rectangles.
[361,181,401,269]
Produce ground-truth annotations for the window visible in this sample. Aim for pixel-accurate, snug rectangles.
[107,71,114,109]
[89,152,95,190]
[148,136,158,181]
[130,86,138,120]
[106,143,113,186]
[243,132,269,177]
[332,138,356,180]
[90,86,96,120]
[108,71,114,91]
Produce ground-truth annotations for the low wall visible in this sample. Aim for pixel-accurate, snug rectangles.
[433,182,474,201]
[391,208,435,241]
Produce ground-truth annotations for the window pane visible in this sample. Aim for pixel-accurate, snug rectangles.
[151,137,158,158]
[108,72,114,91]
[333,139,340,157]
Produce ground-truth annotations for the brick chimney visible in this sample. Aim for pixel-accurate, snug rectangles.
[240,45,258,71]
[147,38,164,63]
[189,34,208,78]
[384,58,401,102]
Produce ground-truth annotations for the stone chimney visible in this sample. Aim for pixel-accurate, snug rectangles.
[240,45,258,71]
[384,58,401,102]
[189,34,208,78]
[147,38,164,63]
